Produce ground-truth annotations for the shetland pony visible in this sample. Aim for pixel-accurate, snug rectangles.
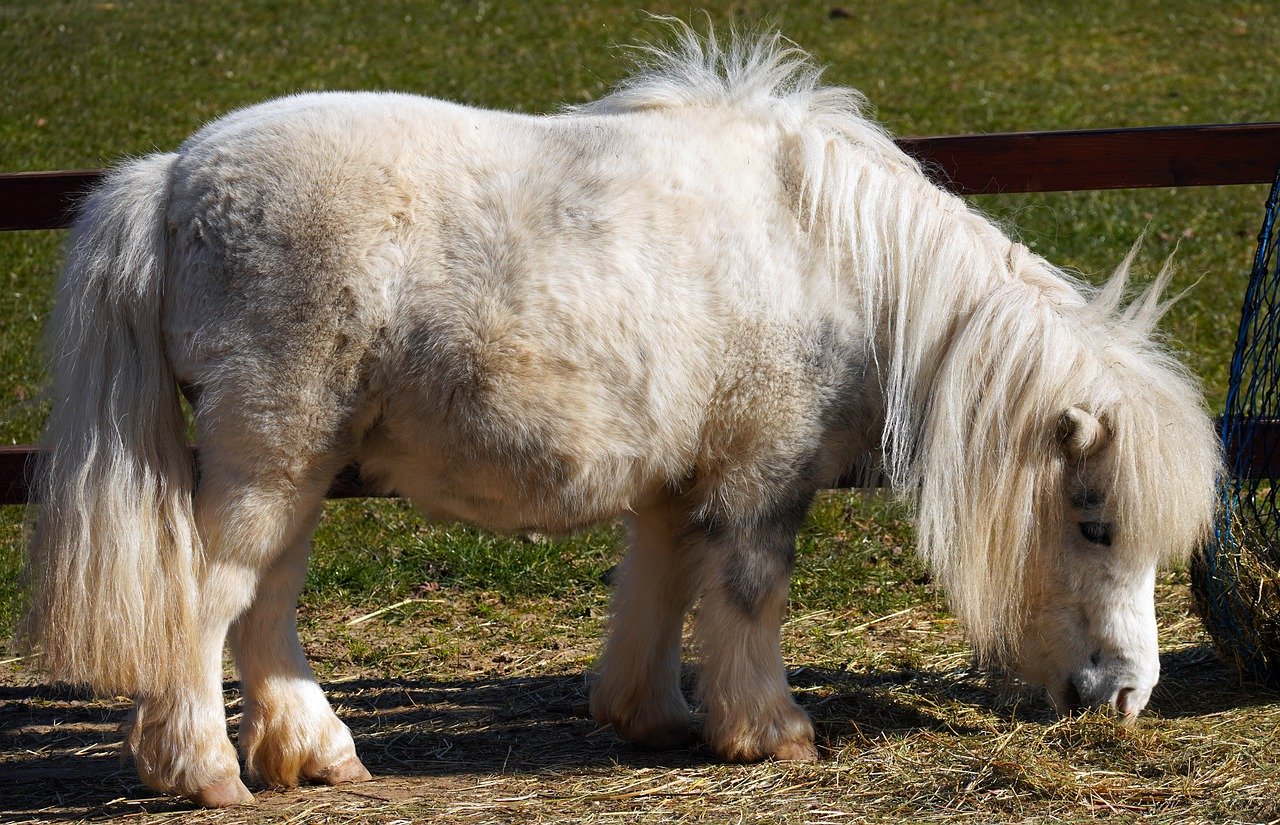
[19,28,1220,806]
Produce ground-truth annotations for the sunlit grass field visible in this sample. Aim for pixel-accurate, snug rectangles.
[1,1,1279,821]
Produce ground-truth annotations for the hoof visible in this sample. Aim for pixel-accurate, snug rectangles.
[631,721,696,751]
[596,711,695,752]
[310,755,373,786]
[717,736,819,763]
[191,776,255,808]
[771,739,820,761]
[708,701,818,763]
[590,685,694,753]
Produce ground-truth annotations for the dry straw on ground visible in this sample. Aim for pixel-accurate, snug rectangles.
[3,575,1279,824]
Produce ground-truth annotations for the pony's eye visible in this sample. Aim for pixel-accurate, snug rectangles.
[1079,522,1112,546]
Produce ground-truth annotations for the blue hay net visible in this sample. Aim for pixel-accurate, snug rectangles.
[1197,164,1280,685]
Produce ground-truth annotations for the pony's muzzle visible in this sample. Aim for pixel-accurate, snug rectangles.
[1049,664,1153,723]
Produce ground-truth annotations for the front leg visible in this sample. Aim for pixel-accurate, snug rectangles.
[691,492,819,762]
[591,497,700,749]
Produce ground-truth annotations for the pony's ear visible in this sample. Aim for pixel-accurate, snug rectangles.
[1057,406,1109,459]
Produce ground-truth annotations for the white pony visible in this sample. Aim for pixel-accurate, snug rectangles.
[19,27,1220,807]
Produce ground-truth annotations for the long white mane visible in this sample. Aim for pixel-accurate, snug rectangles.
[581,23,1221,659]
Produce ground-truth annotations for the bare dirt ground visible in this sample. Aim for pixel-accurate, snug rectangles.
[3,578,1279,824]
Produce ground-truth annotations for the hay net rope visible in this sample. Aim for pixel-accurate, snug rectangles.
[1193,163,1280,686]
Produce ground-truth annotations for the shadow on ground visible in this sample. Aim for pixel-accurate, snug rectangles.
[1,644,1275,819]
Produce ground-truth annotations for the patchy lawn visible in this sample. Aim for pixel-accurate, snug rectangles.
[2,2,1279,822]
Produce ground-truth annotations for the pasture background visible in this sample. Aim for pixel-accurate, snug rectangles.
[1,1,1279,821]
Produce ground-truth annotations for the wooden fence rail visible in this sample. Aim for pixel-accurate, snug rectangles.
[3,123,1280,231]
[2,122,1279,503]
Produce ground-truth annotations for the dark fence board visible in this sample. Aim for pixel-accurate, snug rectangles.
[0,446,35,507]
[0,170,105,232]
[898,122,1280,195]
[0,446,880,506]
[0,445,386,506]
[2,124,1279,231]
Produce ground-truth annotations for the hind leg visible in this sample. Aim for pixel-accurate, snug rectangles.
[229,506,370,789]
[692,494,818,762]
[125,433,344,806]
[124,558,258,806]
[591,496,700,749]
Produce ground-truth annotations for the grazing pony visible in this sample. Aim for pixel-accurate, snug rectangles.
[19,28,1220,807]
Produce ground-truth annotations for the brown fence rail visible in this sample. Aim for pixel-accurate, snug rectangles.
[2,122,1279,503]
[897,122,1280,195]
[0,445,374,506]
[3,123,1278,232]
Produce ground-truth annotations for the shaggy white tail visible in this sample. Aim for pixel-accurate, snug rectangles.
[17,153,201,696]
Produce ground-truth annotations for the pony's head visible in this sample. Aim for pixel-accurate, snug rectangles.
[912,254,1222,719]
[1013,400,1198,719]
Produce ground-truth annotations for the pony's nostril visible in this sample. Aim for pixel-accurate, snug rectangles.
[1115,687,1137,717]
[1089,649,1102,667]
[1062,679,1084,713]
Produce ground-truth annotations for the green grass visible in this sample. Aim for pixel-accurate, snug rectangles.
[304,499,622,606]
[299,492,923,615]
[0,0,1274,639]
[0,1,1277,639]
[3,8,1280,818]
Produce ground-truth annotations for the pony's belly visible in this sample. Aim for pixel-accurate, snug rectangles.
[393,472,613,534]
[357,438,651,535]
